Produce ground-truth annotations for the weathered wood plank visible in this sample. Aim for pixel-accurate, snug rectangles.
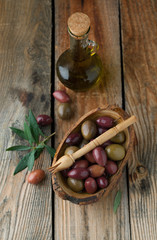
[0,0,52,239]
[120,0,157,239]
[54,1,131,239]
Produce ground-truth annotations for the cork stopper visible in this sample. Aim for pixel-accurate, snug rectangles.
[68,12,90,37]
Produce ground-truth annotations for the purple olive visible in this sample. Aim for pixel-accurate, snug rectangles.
[105,160,118,175]
[36,115,52,126]
[65,133,82,146]
[88,165,105,178]
[73,160,89,169]
[96,116,114,128]
[68,168,89,180]
[85,151,96,163]
[98,127,107,135]
[52,90,70,103]
[101,140,112,148]
[85,177,97,194]
[97,176,108,188]
[92,147,107,166]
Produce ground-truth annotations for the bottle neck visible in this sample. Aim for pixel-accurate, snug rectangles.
[69,33,89,61]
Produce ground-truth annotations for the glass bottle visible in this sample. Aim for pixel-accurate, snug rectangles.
[56,12,103,92]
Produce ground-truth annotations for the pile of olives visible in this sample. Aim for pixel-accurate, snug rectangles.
[61,116,126,194]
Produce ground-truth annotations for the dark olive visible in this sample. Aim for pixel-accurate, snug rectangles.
[96,116,114,128]
[111,131,126,144]
[92,147,107,166]
[101,140,112,148]
[68,168,89,179]
[36,115,52,126]
[81,120,97,140]
[65,133,82,146]
[98,127,107,135]
[85,151,96,163]
[88,165,105,178]
[105,160,118,175]
[57,103,73,120]
[67,177,84,192]
[96,176,108,188]
[73,160,89,169]
[79,139,89,148]
[64,146,79,155]
[85,177,97,194]
[53,90,70,103]
[61,169,69,177]
[105,144,125,161]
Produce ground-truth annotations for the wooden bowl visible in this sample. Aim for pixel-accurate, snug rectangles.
[52,105,135,205]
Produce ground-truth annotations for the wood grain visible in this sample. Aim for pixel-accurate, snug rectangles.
[120,0,157,239]
[0,0,52,239]
[54,0,131,239]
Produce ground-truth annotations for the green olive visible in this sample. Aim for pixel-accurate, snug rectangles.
[111,131,126,144]
[64,146,79,155]
[67,177,84,192]
[105,144,125,161]
[57,103,73,120]
[81,120,97,140]
[79,139,89,148]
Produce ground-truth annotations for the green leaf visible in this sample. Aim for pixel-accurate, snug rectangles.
[28,110,45,143]
[24,121,35,145]
[14,152,32,175]
[113,190,122,213]
[6,145,32,151]
[27,150,35,171]
[34,144,45,159]
[45,144,56,157]
[10,127,28,140]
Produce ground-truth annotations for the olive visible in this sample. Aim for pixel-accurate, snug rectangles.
[67,177,84,192]
[85,177,97,194]
[96,176,108,188]
[96,116,114,128]
[105,160,118,175]
[65,133,82,146]
[36,115,52,126]
[81,120,97,140]
[98,127,107,135]
[57,103,73,120]
[27,169,45,184]
[88,165,105,178]
[53,90,70,103]
[85,151,96,163]
[79,139,89,148]
[64,146,79,155]
[105,144,125,161]
[61,169,69,177]
[68,168,89,179]
[101,140,112,148]
[92,147,107,166]
[73,160,89,169]
[111,131,126,144]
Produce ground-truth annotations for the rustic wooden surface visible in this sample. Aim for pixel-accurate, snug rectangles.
[0,0,52,239]
[0,0,157,239]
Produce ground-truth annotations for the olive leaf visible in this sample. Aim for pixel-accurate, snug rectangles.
[113,190,122,213]
[24,121,35,145]
[44,144,56,157]
[6,145,32,151]
[10,127,28,140]
[14,152,32,175]
[27,150,35,171]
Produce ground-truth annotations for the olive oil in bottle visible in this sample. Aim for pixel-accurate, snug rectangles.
[56,12,103,92]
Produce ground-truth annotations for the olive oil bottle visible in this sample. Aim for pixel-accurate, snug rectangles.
[56,12,103,92]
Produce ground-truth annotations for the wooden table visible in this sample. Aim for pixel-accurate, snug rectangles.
[0,0,156,239]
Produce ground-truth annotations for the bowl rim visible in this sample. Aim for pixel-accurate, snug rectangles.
[52,105,135,205]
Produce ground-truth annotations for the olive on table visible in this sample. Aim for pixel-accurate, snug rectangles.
[92,147,107,166]
[111,131,126,144]
[85,177,97,194]
[68,168,89,179]
[79,139,89,148]
[81,120,97,140]
[67,178,84,192]
[88,165,105,178]
[53,90,70,103]
[105,160,118,175]
[85,151,96,163]
[27,169,45,184]
[96,176,108,188]
[64,146,79,155]
[36,115,52,126]
[65,133,82,146]
[105,144,125,161]
[58,103,73,120]
[96,116,114,128]
[73,159,89,169]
